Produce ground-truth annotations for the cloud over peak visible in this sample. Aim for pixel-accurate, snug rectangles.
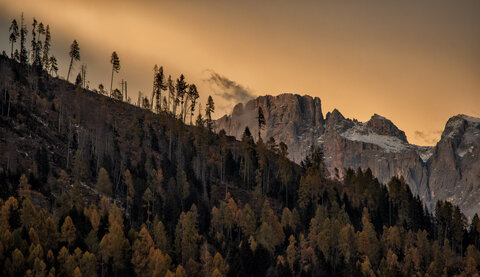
[203,69,255,104]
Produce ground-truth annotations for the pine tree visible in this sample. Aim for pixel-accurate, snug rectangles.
[188,84,199,125]
[19,13,28,65]
[168,75,175,114]
[42,25,50,71]
[75,73,82,87]
[49,56,58,76]
[153,65,166,113]
[175,74,188,121]
[205,95,215,131]
[31,18,38,64]
[67,40,80,81]
[9,19,19,59]
[110,51,120,96]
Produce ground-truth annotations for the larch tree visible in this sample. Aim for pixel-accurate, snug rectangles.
[153,217,170,253]
[60,216,76,250]
[9,19,19,59]
[109,51,120,96]
[18,173,31,198]
[99,204,129,274]
[142,187,154,226]
[175,207,200,265]
[96,168,112,196]
[67,40,80,81]
[131,226,154,276]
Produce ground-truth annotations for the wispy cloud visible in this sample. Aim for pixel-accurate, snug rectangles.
[414,130,442,145]
[203,69,255,104]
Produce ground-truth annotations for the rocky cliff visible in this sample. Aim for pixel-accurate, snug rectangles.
[215,94,480,217]
[216,94,324,163]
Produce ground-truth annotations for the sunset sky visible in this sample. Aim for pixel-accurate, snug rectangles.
[1,0,479,146]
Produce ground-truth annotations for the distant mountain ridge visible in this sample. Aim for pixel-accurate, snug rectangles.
[215,94,480,217]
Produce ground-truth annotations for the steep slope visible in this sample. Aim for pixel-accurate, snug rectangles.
[216,93,480,216]
[0,57,297,215]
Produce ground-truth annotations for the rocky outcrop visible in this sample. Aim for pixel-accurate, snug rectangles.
[322,110,430,203]
[216,93,480,217]
[216,94,324,163]
[428,115,480,217]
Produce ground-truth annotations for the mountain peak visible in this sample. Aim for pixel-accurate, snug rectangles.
[366,113,408,142]
[441,114,480,140]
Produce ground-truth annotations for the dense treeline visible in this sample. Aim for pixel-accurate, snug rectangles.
[2,13,480,277]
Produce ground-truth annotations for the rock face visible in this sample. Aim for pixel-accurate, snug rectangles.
[216,94,324,163]
[215,93,480,217]
[428,115,480,217]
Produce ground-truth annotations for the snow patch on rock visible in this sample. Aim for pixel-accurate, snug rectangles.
[340,123,409,153]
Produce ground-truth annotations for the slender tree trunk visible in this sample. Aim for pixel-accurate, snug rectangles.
[67,57,73,81]
[183,99,188,123]
[110,67,114,97]
[11,42,13,59]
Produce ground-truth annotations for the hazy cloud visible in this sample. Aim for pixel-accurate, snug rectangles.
[414,130,442,145]
[203,69,255,104]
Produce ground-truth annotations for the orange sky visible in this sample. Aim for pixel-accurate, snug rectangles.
[1,0,479,145]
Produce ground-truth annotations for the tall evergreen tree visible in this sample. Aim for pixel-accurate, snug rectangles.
[109,51,120,96]
[67,40,80,81]
[176,74,188,121]
[257,106,266,141]
[19,13,28,65]
[153,66,166,112]
[9,19,19,59]
[42,25,51,71]
[205,95,215,131]
[188,84,199,125]
[49,56,58,76]
[168,75,175,114]
[31,18,37,63]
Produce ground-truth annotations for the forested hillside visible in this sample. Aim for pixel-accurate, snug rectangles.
[1,14,480,277]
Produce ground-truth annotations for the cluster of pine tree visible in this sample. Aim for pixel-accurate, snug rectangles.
[2,13,480,277]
